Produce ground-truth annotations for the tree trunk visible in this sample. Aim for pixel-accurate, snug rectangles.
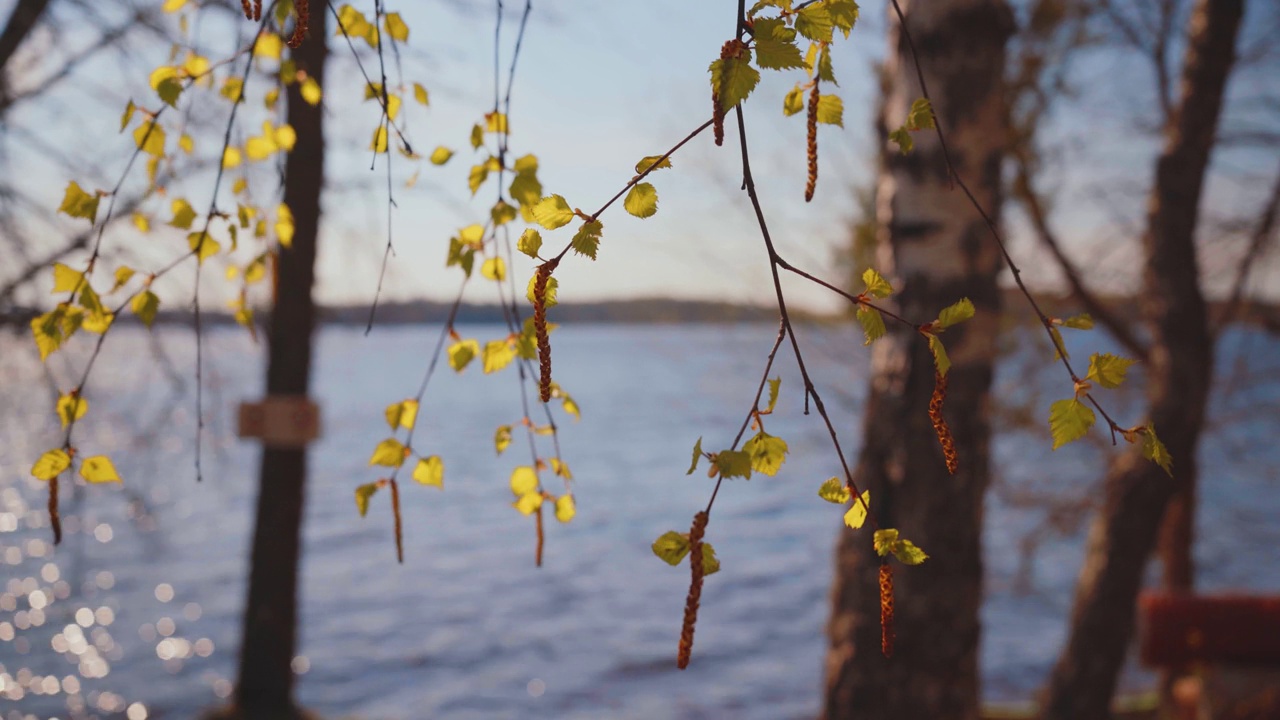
[1040,0,1242,717]
[234,12,327,719]
[822,1,1012,718]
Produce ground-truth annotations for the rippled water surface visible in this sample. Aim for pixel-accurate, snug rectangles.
[1,323,1277,719]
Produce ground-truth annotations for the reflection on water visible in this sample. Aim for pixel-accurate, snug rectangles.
[1,323,1277,719]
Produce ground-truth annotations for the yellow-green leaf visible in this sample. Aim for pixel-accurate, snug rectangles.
[713,449,753,479]
[635,155,672,174]
[889,126,914,154]
[52,263,83,293]
[623,183,659,219]
[514,491,543,515]
[510,466,539,496]
[687,436,703,475]
[31,449,71,480]
[59,182,100,224]
[1061,313,1094,330]
[937,298,975,328]
[1086,353,1137,390]
[873,528,928,564]
[120,99,136,132]
[765,377,781,413]
[384,399,418,430]
[480,256,507,282]
[816,94,843,126]
[1141,425,1173,476]
[709,52,761,113]
[651,530,691,566]
[56,392,87,428]
[843,490,871,529]
[554,495,575,523]
[355,482,380,517]
[517,228,542,259]
[571,220,603,260]
[413,455,444,488]
[112,266,135,291]
[170,198,197,229]
[429,146,453,165]
[531,195,575,230]
[300,77,322,106]
[906,97,935,131]
[413,83,429,105]
[132,290,160,328]
[368,438,408,467]
[495,425,512,455]
[188,232,221,263]
[79,455,121,484]
[526,273,558,307]
[783,85,805,116]
[448,339,480,372]
[743,431,788,476]
[818,477,850,504]
[927,334,951,376]
[861,268,893,298]
[383,12,408,41]
[1049,398,1096,450]
[370,125,388,154]
[134,121,166,157]
[482,339,516,374]
[856,306,885,345]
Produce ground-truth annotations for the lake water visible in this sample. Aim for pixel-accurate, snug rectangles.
[1,323,1277,720]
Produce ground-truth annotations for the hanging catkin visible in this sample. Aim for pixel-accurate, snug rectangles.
[879,561,894,658]
[533,260,558,402]
[805,82,820,202]
[929,370,958,474]
[288,0,309,48]
[677,511,709,669]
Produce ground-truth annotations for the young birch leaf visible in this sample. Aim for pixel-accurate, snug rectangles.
[482,339,516,374]
[355,482,380,517]
[743,431,788,476]
[429,146,453,165]
[843,490,871,529]
[59,182,100,224]
[300,77,322,105]
[383,12,409,41]
[188,232,221,263]
[448,339,480,372]
[32,449,71,480]
[927,335,951,377]
[755,35,805,70]
[470,123,484,149]
[517,228,542,258]
[562,395,581,420]
[873,528,900,557]
[510,466,538,496]
[1142,425,1173,476]
[56,392,87,428]
[132,290,160,328]
[687,437,704,475]
[1062,313,1094,330]
[514,492,543,515]
[112,266,135,291]
[709,53,761,113]
[170,198,197,229]
[713,449,753,479]
[369,438,408,467]
[571,220,603,260]
[816,94,843,127]
[783,86,805,116]
[531,195,574,230]
[1049,325,1069,360]
[1086,353,1137,389]
[701,542,722,575]
[765,377,781,413]
[937,298,975,328]
[652,530,691,566]
[79,456,121,484]
[491,200,518,226]
[52,263,83,293]
[495,425,513,455]
[384,399,418,430]
[554,495,576,523]
[120,99,136,132]
[892,538,929,565]
[413,82,429,105]
[906,98,935,130]
[862,268,893,298]
[795,4,835,41]
[134,121,165,156]
[889,126,914,154]
[480,256,507,282]
[856,306,886,345]
[635,155,672,174]
[623,183,659,219]
[818,477,850,504]
[1049,398,1096,449]
[413,456,444,488]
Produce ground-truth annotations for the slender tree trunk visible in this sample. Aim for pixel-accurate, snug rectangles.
[1040,1,1242,717]
[234,12,327,719]
[822,1,1012,718]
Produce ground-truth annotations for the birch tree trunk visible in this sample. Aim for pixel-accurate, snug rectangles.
[822,1,1012,717]
[1040,1,1242,717]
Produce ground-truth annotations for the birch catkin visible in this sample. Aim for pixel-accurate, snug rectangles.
[677,511,709,669]
[288,0,309,48]
[713,41,736,147]
[930,370,958,474]
[879,562,894,658]
[533,260,557,403]
[805,82,819,202]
